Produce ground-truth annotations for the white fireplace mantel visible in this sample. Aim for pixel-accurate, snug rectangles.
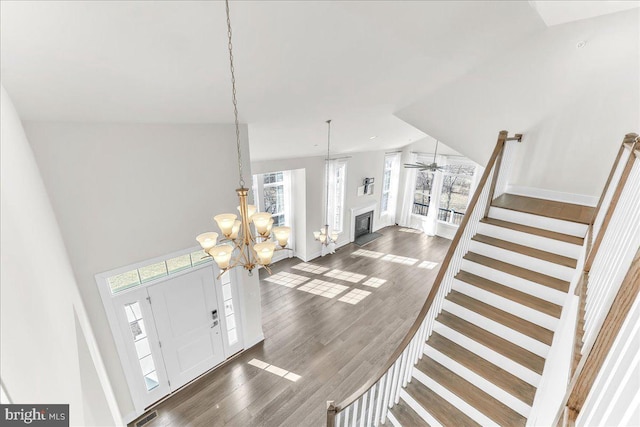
[349,202,377,242]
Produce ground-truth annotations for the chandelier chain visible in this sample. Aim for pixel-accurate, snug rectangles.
[325,120,331,229]
[225,0,244,188]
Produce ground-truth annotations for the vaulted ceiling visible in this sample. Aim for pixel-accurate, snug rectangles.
[1,1,637,161]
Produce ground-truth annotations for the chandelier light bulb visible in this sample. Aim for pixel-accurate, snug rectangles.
[273,226,291,247]
[211,244,234,269]
[230,220,242,239]
[238,204,257,219]
[214,213,237,237]
[252,212,272,235]
[196,232,219,251]
[254,242,276,265]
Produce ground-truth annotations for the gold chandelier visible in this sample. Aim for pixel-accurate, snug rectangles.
[313,120,339,251]
[196,0,290,275]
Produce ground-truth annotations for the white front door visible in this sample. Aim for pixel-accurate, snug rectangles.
[147,267,226,391]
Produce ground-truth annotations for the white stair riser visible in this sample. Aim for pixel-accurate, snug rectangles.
[488,207,587,238]
[423,346,532,418]
[452,279,559,331]
[412,368,500,426]
[469,240,575,282]
[477,222,581,259]
[442,300,551,358]
[399,390,443,427]
[461,258,567,306]
[433,322,542,387]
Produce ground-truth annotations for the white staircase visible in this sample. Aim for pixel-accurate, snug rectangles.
[388,195,589,427]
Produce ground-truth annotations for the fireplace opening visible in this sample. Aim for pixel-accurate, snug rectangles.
[354,211,373,239]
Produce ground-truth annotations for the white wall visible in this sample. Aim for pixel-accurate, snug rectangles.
[1,86,120,426]
[396,8,639,198]
[24,121,259,419]
[252,149,389,260]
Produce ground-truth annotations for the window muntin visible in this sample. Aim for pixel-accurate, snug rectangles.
[107,250,211,294]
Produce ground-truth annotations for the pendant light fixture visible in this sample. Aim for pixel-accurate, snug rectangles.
[196,0,290,275]
[313,120,339,253]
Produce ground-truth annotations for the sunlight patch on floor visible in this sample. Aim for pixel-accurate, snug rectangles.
[338,289,371,305]
[297,279,348,298]
[324,269,366,283]
[398,228,422,234]
[362,277,387,288]
[352,248,385,258]
[248,358,301,382]
[291,262,330,274]
[264,271,310,287]
[381,254,418,265]
[418,261,438,269]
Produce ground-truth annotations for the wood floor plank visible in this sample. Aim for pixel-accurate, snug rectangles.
[437,311,546,375]
[427,332,537,406]
[463,252,570,293]
[455,270,563,318]
[491,194,595,225]
[472,234,578,268]
[389,397,430,427]
[417,357,527,426]
[480,217,584,245]
[405,379,480,427]
[130,226,451,427]
[446,290,554,345]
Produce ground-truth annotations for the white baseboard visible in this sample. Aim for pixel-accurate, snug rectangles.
[506,185,598,207]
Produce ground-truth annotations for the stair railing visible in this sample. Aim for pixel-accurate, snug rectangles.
[553,133,640,425]
[326,130,523,427]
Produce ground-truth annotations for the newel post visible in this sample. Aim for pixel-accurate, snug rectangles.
[326,401,337,427]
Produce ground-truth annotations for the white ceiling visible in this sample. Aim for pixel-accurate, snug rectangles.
[0,1,554,160]
[529,1,640,27]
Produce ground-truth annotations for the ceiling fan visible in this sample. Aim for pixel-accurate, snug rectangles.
[404,139,445,172]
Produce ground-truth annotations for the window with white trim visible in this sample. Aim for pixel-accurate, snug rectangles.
[252,170,293,243]
[412,155,478,226]
[381,153,400,215]
[327,160,347,233]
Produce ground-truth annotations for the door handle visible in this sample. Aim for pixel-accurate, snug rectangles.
[211,320,219,328]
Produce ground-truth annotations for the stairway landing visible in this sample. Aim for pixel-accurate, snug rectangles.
[492,194,595,225]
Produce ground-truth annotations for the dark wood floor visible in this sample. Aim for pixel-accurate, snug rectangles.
[136,226,450,427]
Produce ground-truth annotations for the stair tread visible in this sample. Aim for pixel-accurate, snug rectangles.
[437,311,545,374]
[463,252,570,293]
[480,217,584,245]
[389,397,430,427]
[405,379,480,427]
[472,234,577,268]
[456,270,563,318]
[428,332,537,406]
[491,193,594,225]
[417,357,527,427]
[446,290,554,345]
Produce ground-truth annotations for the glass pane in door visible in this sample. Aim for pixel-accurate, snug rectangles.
[125,301,160,391]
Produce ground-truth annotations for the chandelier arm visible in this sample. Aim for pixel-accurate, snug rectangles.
[225,0,245,188]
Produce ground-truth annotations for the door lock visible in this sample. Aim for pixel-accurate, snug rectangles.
[211,309,218,320]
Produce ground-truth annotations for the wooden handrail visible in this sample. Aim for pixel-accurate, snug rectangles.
[330,130,509,414]
[585,134,639,272]
[587,133,638,246]
[554,247,640,426]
